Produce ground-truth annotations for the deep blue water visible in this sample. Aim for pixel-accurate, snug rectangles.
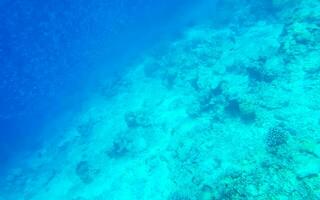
[0,0,203,168]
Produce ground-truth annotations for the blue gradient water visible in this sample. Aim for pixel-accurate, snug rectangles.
[2,0,320,199]
[0,0,197,166]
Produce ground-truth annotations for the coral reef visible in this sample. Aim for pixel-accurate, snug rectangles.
[75,161,99,184]
[125,110,151,128]
[265,125,289,151]
[3,1,320,199]
[106,136,131,158]
[224,98,256,123]
[106,130,148,159]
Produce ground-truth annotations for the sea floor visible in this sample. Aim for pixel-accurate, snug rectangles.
[2,0,320,199]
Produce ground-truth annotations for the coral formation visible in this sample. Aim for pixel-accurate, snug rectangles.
[265,125,289,151]
[75,161,99,184]
[125,111,150,128]
[106,136,131,158]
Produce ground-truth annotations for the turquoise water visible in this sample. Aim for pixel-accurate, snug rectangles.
[1,0,320,199]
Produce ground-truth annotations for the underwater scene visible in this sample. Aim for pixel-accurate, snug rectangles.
[1,0,320,199]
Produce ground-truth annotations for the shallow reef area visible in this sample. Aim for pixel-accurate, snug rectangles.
[2,0,320,199]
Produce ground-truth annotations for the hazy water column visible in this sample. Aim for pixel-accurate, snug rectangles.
[0,0,208,168]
